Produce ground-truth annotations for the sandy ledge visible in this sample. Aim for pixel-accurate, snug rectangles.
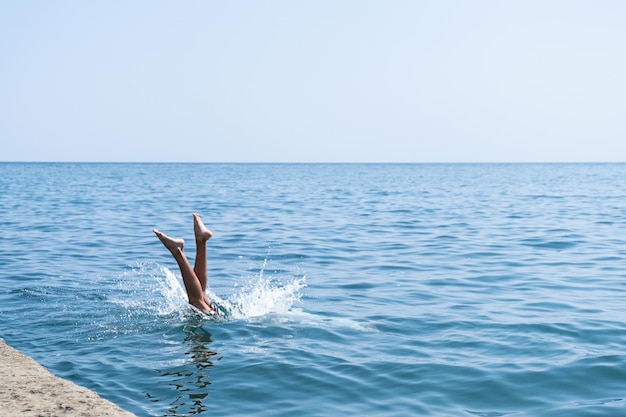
[0,338,136,417]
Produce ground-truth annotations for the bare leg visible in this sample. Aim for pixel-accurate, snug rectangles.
[193,213,212,292]
[154,229,215,315]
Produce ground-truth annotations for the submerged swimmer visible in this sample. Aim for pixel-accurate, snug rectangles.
[154,213,218,316]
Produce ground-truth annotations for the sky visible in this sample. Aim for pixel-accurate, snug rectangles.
[1,1,625,163]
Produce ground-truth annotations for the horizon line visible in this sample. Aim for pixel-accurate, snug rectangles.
[1,160,625,165]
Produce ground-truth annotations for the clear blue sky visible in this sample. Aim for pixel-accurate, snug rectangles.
[2,1,625,162]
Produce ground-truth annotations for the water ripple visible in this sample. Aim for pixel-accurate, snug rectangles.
[2,163,626,416]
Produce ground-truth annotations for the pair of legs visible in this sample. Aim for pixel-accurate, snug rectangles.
[154,213,217,315]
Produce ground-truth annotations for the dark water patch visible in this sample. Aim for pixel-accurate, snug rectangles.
[519,238,580,250]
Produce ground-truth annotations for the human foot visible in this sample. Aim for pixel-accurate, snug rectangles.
[153,229,185,252]
[193,213,213,242]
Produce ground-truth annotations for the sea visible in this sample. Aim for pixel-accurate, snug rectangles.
[1,162,626,417]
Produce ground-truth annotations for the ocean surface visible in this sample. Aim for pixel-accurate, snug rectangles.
[1,162,626,417]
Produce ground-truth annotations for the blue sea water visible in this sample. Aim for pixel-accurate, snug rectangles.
[1,162,626,416]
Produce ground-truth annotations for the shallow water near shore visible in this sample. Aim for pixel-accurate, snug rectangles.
[1,162,626,416]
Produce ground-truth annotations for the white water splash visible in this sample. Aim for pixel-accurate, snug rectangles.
[111,262,188,318]
[221,258,306,320]
[221,275,306,320]
[116,261,306,321]
[113,262,375,332]
[158,267,189,315]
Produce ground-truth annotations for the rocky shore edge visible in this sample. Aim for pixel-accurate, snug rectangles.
[0,338,136,417]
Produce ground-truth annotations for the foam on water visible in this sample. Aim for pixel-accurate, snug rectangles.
[113,260,307,322]
[112,261,373,333]
[222,258,306,320]
[111,262,189,318]
[281,308,378,332]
